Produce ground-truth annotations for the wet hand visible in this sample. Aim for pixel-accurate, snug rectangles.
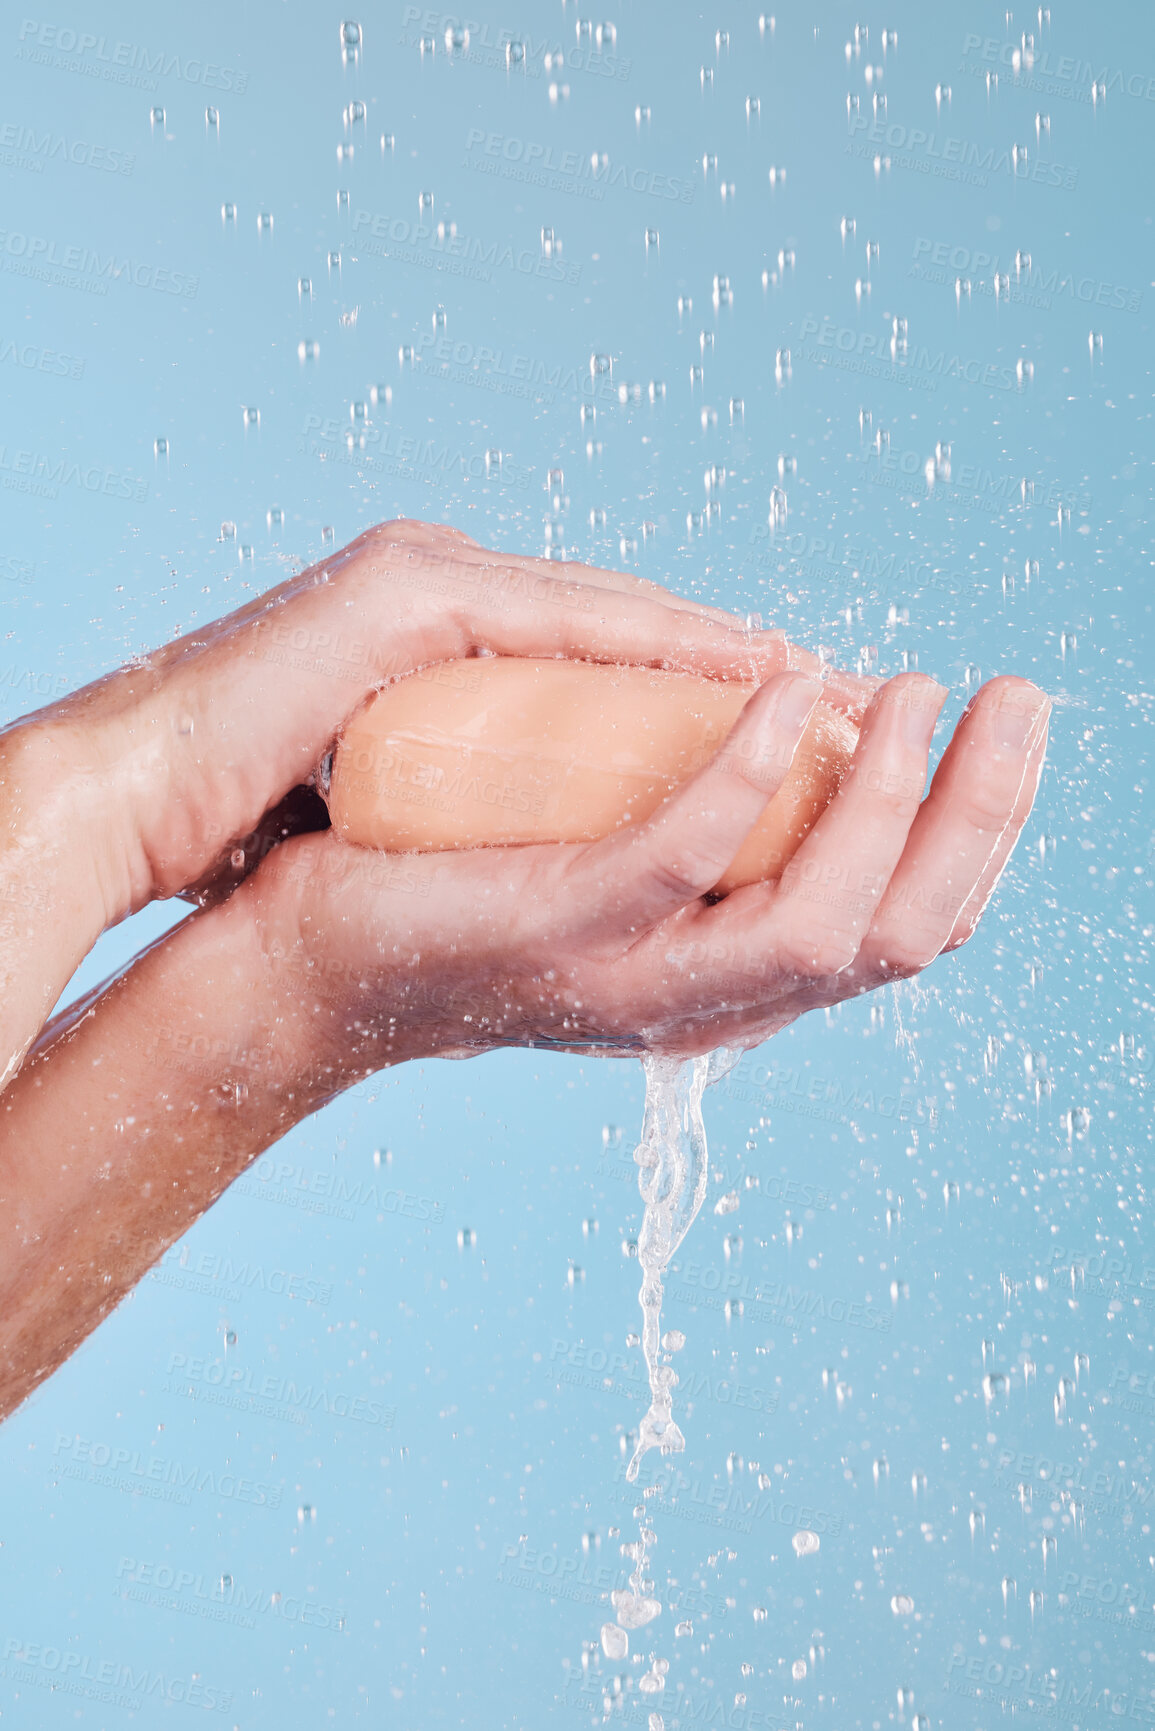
[227,668,1050,1077]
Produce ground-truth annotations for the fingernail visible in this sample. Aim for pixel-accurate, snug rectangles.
[991,689,1050,750]
[777,674,824,730]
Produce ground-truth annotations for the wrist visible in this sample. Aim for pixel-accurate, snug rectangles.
[0,715,151,1089]
[2,708,154,929]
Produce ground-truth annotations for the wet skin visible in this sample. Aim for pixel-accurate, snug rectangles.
[0,518,1050,1420]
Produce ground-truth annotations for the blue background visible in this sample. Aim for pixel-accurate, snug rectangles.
[0,1,1152,1725]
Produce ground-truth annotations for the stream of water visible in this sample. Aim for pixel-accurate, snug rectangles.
[597,1047,742,1712]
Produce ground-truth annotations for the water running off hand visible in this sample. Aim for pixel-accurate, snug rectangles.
[627,1047,739,1481]
[597,1048,740,1699]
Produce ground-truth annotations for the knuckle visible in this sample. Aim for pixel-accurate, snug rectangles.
[872,929,940,975]
[778,930,860,979]
[645,852,720,906]
[846,765,924,821]
[961,781,1018,833]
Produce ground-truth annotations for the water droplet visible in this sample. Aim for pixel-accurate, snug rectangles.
[1061,1106,1092,1140]
[752,1605,768,1622]
[297,1503,316,1523]
[890,1593,914,1615]
[149,105,166,130]
[612,1590,661,1629]
[644,228,660,251]
[242,407,260,429]
[457,1227,475,1249]
[221,202,237,225]
[600,1622,628,1660]
[792,1529,820,1558]
[256,211,274,234]
[791,1659,807,1680]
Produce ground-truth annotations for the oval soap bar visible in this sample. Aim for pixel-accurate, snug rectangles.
[326,658,858,894]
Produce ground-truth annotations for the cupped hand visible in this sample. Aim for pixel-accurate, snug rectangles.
[0,518,876,1088]
[20,518,873,925]
[0,649,1047,1418]
[230,666,1050,1082]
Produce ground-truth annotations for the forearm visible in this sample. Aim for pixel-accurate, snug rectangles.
[0,878,382,1421]
[0,722,133,1092]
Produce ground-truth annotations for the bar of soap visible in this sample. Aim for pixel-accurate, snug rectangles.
[326,658,858,894]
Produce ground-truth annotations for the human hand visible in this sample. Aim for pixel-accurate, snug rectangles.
[0,640,1045,1418]
[0,517,875,1088]
[236,665,1050,1074]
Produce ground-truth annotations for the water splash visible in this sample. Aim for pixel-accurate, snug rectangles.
[626,1049,735,1482]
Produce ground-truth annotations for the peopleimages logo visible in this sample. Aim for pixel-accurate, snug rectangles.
[911,237,1142,312]
[847,114,1079,188]
[959,33,1155,103]
[150,1243,332,1307]
[115,1557,346,1632]
[352,208,582,287]
[52,1430,284,1509]
[15,21,249,93]
[464,129,694,203]
[0,1638,232,1712]
[0,120,134,176]
[609,1458,844,1541]
[498,1543,730,1618]
[0,227,198,297]
[164,1352,396,1429]
[669,1261,892,1334]
[0,446,148,502]
[547,1338,778,1414]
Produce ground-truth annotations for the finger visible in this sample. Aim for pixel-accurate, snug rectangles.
[756,673,948,978]
[941,712,1048,950]
[457,544,744,625]
[565,672,825,942]
[859,676,1051,976]
[441,541,881,704]
[55,524,815,902]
